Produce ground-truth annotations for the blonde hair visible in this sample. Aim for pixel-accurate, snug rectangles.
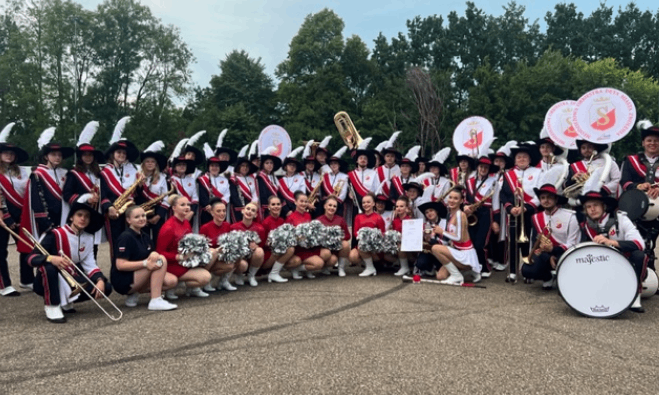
[168,194,182,207]
[0,162,20,178]
[140,160,161,184]
[244,202,258,213]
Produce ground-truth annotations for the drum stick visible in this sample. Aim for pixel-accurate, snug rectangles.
[402,275,486,288]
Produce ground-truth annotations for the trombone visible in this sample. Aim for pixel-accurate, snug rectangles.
[21,228,123,322]
[515,180,529,244]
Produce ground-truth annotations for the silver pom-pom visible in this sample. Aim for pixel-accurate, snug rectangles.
[357,227,384,253]
[216,231,252,263]
[267,223,297,255]
[245,230,261,246]
[295,220,326,249]
[322,225,345,251]
[178,234,212,268]
[382,230,401,255]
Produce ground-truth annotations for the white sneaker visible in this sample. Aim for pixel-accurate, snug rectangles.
[320,268,331,275]
[125,293,140,307]
[0,286,19,296]
[268,273,288,283]
[165,289,179,300]
[493,263,508,271]
[359,267,377,277]
[291,269,303,280]
[220,279,237,291]
[481,271,491,278]
[203,283,217,292]
[394,267,410,277]
[440,274,464,285]
[470,271,482,283]
[186,287,209,298]
[542,279,554,290]
[506,273,517,283]
[19,282,33,291]
[44,305,66,323]
[338,267,346,277]
[148,297,178,311]
[247,275,258,287]
[234,274,245,286]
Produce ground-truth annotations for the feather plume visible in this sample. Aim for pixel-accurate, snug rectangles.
[332,146,347,159]
[414,172,436,185]
[287,146,303,159]
[384,131,402,149]
[261,146,278,156]
[248,140,259,157]
[432,147,451,164]
[77,121,99,147]
[357,137,372,150]
[404,145,421,161]
[37,127,56,149]
[237,144,249,158]
[637,119,653,131]
[0,122,15,143]
[539,127,549,139]
[216,128,228,148]
[145,140,165,153]
[479,137,496,158]
[303,140,315,158]
[169,138,188,161]
[374,140,387,152]
[203,143,214,159]
[187,130,206,148]
[318,136,332,149]
[110,116,130,144]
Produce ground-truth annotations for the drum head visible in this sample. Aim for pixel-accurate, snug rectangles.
[618,189,648,222]
[557,242,638,318]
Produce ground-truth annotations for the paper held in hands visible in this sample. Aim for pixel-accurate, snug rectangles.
[401,218,424,252]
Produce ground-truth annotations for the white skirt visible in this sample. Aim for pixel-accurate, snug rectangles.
[448,247,481,273]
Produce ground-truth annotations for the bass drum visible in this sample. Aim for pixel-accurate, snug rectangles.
[618,188,659,221]
[557,242,638,318]
[642,268,658,299]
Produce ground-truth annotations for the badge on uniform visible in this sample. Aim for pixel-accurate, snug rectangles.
[610,228,616,237]
[556,223,562,229]
[119,247,126,252]
[79,246,85,252]
[528,176,533,180]
[220,181,224,184]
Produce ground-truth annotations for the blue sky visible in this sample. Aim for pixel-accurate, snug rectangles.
[6,0,659,90]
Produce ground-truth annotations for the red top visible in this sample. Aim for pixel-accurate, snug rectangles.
[230,220,266,248]
[262,215,285,236]
[199,220,232,248]
[156,216,192,264]
[391,215,411,233]
[353,212,386,238]
[285,210,312,226]
[317,214,350,241]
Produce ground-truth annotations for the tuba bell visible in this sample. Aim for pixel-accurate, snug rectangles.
[334,111,363,150]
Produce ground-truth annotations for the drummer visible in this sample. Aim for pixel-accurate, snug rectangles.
[522,184,579,290]
[579,189,647,313]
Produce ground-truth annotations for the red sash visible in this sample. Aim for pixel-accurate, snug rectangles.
[348,170,370,197]
[392,176,404,196]
[278,177,296,203]
[450,167,459,183]
[233,176,254,201]
[0,173,23,208]
[570,161,588,174]
[376,167,391,195]
[628,155,657,181]
[258,171,279,197]
[198,175,225,201]
[532,212,560,247]
[70,170,94,192]
[466,177,476,200]
[504,170,534,206]
[100,166,126,198]
[34,165,62,200]
[172,178,192,201]
[52,227,75,276]
[322,173,335,196]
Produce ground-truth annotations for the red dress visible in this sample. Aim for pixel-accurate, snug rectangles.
[157,216,192,278]
[262,215,285,261]
[230,220,267,249]
[353,212,386,238]
[391,215,411,233]
[286,210,320,261]
[317,214,350,241]
[199,220,232,248]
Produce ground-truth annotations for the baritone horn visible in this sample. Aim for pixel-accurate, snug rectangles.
[334,111,363,150]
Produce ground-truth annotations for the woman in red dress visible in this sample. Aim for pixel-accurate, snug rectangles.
[316,196,350,276]
[262,196,301,283]
[285,191,331,279]
[229,202,265,287]
[199,198,235,292]
[391,196,412,276]
[156,194,211,299]
[349,193,386,277]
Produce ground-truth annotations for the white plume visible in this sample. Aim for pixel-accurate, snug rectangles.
[374,140,387,152]
[77,121,99,147]
[432,147,451,164]
[144,140,165,153]
[169,138,188,162]
[404,145,421,162]
[414,172,436,185]
[110,116,130,144]
[332,146,347,159]
[637,119,653,131]
[303,140,315,158]
[497,140,517,156]
[37,127,56,149]
[261,146,278,156]
[384,131,402,149]
[187,130,206,147]
[237,144,249,158]
[357,137,373,150]
[288,146,304,159]
[479,137,496,158]
[539,127,549,139]
[0,122,15,143]
[248,140,259,157]
[216,128,228,148]
[203,143,214,159]
[318,136,332,149]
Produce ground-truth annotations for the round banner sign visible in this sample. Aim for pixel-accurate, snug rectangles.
[572,88,636,144]
[258,125,291,160]
[452,116,494,155]
[544,100,578,149]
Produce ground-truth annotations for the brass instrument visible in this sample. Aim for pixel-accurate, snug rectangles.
[516,180,529,243]
[467,187,496,226]
[141,185,176,216]
[307,178,324,207]
[332,179,345,198]
[523,223,552,264]
[334,111,363,150]
[347,183,363,214]
[458,170,468,187]
[113,174,144,215]
[303,141,320,157]
[437,181,456,202]
[563,152,595,198]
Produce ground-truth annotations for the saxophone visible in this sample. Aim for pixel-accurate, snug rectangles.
[307,177,324,207]
[141,185,175,216]
[523,223,553,264]
[113,174,144,215]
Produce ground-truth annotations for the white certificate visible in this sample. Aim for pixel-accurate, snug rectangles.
[401,218,424,252]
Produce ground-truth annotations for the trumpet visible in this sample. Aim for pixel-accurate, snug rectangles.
[334,111,363,150]
[113,174,145,215]
[563,152,595,198]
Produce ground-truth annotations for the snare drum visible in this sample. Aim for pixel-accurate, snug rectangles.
[618,189,659,221]
[556,242,638,318]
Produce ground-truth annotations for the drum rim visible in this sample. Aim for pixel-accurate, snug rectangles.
[618,189,649,222]
[556,242,639,319]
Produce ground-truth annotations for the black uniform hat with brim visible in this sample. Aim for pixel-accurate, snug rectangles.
[476,156,499,175]
[375,194,394,211]
[427,160,448,176]
[642,126,659,140]
[67,202,105,234]
[235,157,258,175]
[172,157,196,175]
[510,144,540,167]
[575,139,608,156]
[183,145,204,167]
[533,183,568,206]
[215,147,238,163]
[260,153,283,173]
[303,155,321,172]
[206,157,230,173]
[328,154,348,174]
[353,149,376,168]
[139,150,168,172]
[454,153,476,169]
[491,152,514,170]
[418,201,447,219]
[77,144,105,164]
[578,190,617,212]
[105,140,139,163]
[0,143,29,164]
[403,181,424,195]
[381,147,402,162]
[399,158,419,174]
[536,137,564,156]
[40,143,75,160]
[282,157,304,173]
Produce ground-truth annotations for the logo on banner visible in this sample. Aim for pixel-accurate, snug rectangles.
[589,96,616,132]
[563,111,578,138]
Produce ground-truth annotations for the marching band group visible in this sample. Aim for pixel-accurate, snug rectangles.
[1,113,658,323]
